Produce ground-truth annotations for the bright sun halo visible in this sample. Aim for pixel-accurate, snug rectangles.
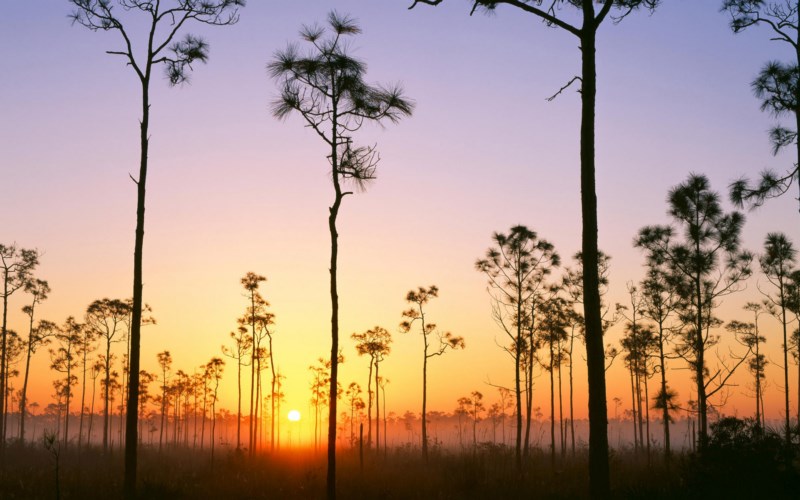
[288,410,301,422]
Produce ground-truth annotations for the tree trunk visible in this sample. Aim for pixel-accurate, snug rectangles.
[579,16,611,497]
[569,328,576,455]
[78,345,88,450]
[780,277,790,445]
[326,139,343,499]
[104,344,111,450]
[249,291,256,455]
[367,359,373,448]
[514,312,522,470]
[695,263,707,449]
[124,68,150,497]
[0,271,9,454]
[658,322,670,458]
[269,336,276,452]
[549,340,556,468]
[422,343,429,461]
[19,325,35,443]
[375,361,380,454]
[237,356,242,450]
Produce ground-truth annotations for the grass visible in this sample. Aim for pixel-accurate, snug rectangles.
[0,437,793,499]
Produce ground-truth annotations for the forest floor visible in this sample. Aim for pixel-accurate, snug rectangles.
[0,436,796,499]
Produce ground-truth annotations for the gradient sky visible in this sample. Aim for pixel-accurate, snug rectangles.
[2,1,799,429]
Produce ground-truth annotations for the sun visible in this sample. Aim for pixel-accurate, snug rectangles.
[287,409,301,422]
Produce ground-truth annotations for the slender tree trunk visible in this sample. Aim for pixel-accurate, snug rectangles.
[236,356,242,450]
[549,341,556,468]
[779,279,790,445]
[658,322,670,458]
[64,365,72,449]
[382,383,387,453]
[629,362,638,452]
[755,338,762,428]
[514,309,522,469]
[695,258,707,449]
[89,375,97,447]
[635,360,644,452]
[525,330,534,457]
[19,322,35,443]
[269,337,276,452]
[422,339,429,461]
[78,346,88,450]
[644,374,651,462]
[569,328,576,455]
[1,270,10,455]
[326,119,343,499]
[579,15,611,497]
[375,361,380,454]
[201,385,208,450]
[249,291,256,456]
[124,62,151,496]
[103,345,111,450]
[366,359,373,448]
[558,350,565,456]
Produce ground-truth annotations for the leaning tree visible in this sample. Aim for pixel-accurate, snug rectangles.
[68,1,243,493]
[269,12,413,498]
[407,1,660,495]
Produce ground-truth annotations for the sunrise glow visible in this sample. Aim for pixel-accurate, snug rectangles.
[3,1,800,498]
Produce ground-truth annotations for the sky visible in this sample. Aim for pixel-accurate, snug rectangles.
[2,0,800,433]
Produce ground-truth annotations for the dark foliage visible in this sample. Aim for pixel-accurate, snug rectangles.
[682,417,800,499]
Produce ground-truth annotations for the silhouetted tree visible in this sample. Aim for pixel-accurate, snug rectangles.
[206,357,224,462]
[636,174,753,447]
[19,279,54,443]
[562,250,619,454]
[1,330,24,441]
[68,1,244,492]
[639,261,681,458]
[85,298,129,450]
[621,320,657,459]
[351,326,392,450]
[269,12,413,496]
[407,1,660,494]
[537,291,570,466]
[0,243,39,448]
[723,1,800,215]
[475,225,559,467]
[87,359,103,445]
[400,285,465,461]
[345,382,364,446]
[156,350,172,451]
[222,326,252,451]
[137,370,155,446]
[727,302,768,428]
[462,391,485,451]
[760,232,796,443]
[379,376,389,452]
[75,316,97,450]
[618,283,654,457]
[50,318,82,448]
[788,271,800,425]
[240,272,265,454]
